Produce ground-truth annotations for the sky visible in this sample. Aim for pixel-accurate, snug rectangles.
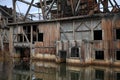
[0,0,40,14]
[0,0,42,20]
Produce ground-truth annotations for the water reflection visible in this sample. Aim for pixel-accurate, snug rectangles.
[31,61,120,80]
[1,59,120,80]
[0,59,13,80]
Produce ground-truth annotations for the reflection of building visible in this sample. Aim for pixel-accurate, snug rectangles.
[32,61,120,80]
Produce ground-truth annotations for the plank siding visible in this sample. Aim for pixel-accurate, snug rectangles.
[35,22,60,55]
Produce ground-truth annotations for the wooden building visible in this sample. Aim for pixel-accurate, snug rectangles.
[8,13,120,66]
[0,0,118,66]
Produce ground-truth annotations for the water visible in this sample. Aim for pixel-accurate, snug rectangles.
[0,59,120,80]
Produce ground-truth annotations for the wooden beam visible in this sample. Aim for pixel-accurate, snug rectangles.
[108,0,114,7]
[24,0,34,21]
[17,0,38,8]
[60,26,69,40]
[70,0,74,15]
[60,30,91,33]
[83,23,91,30]
[113,0,120,9]
[13,34,17,42]
[40,0,45,19]
[93,21,101,30]
[75,22,83,31]
[12,0,17,22]
[9,27,14,56]
[0,7,12,17]
[75,0,81,15]
[46,0,56,18]
[22,30,30,43]
[0,33,3,51]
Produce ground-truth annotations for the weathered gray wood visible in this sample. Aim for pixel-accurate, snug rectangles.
[9,27,14,56]
[60,26,69,40]
[22,30,30,43]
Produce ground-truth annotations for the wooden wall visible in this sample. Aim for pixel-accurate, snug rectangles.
[35,22,60,55]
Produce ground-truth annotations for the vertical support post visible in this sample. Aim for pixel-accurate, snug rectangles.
[30,25,33,80]
[12,0,16,22]
[30,25,33,57]
[40,0,45,19]
[70,0,74,15]
[9,27,14,57]
[0,33,3,51]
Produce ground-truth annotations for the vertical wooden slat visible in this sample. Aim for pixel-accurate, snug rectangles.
[9,27,14,56]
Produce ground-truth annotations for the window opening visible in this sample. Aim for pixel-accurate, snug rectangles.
[116,51,120,60]
[18,34,23,42]
[94,30,102,40]
[116,29,120,39]
[38,33,43,42]
[95,51,104,60]
[33,25,38,43]
[71,47,79,57]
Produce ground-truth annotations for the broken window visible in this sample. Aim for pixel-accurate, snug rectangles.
[95,70,104,80]
[95,51,104,60]
[71,47,79,57]
[94,30,102,40]
[116,29,120,40]
[116,51,120,60]
[38,33,43,42]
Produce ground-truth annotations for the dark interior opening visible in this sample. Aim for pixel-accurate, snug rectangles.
[33,25,37,31]
[27,34,31,42]
[95,70,104,80]
[18,34,23,42]
[59,50,66,59]
[24,36,27,42]
[23,26,31,33]
[38,33,43,42]
[15,48,30,61]
[59,50,66,63]
[32,25,38,43]
[116,29,120,39]
[116,51,120,60]
[71,47,79,57]
[95,51,104,60]
[116,73,120,80]
[94,30,102,40]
